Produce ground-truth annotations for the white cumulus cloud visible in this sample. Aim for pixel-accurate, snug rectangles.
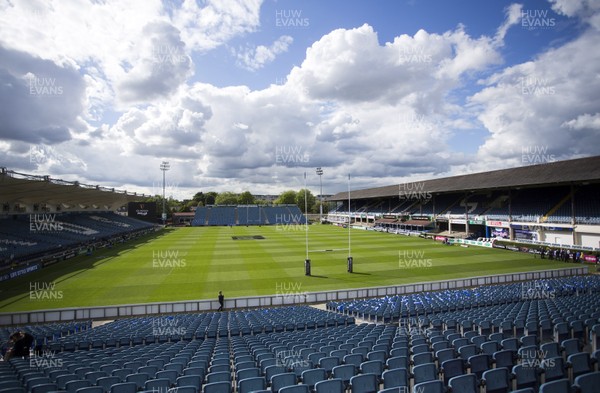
[234,35,294,71]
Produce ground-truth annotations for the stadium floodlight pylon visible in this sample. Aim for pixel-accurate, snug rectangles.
[347,174,353,273]
[160,161,170,225]
[316,167,324,223]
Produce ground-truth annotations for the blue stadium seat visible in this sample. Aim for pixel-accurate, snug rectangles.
[412,380,444,393]
[176,375,202,390]
[203,381,231,393]
[319,356,340,377]
[155,370,178,386]
[279,385,309,393]
[573,371,600,393]
[413,352,434,366]
[350,373,378,393]
[56,374,79,390]
[539,378,571,393]
[568,352,592,378]
[238,377,266,393]
[84,371,108,385]
[97,376,121,392]
[413,363,438,385]
[236,368,260,383]
[0,382,21,391]
[441,357,466,382]
[31,384,59,393]
[26,377,52,392]
[315,379,344,393]
[436,348,456,365]
[265,366,287,383]
[112,369,134,383]
[332,364,356,389]
[562,338,582,357]
[540,342,562,359]
[110,382,138,393]
[500,338,519,351]
[512,364,541,390]
[301,368,327,390]
[467,354,492,379]
[125,373,150,390]
[482,367,510,393]
[65,380,91,393]
[206,372,231,384]
[458,345,478,360]
[541,357,567,382]
[382,368,409,389]
[448,374,479,393]
[144,378,171,392]
[271,373,297,393]
[358,360,383,382]
[493,350,516,369]
[480,341,499,356]
[386,356,409,370]
[344,354,364,368]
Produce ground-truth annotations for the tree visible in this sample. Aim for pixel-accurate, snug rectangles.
[314,200,329,215]
[205,192,218,205]
[296,189,316,213]
[239,191,255,205]
[192,192,205,206]
[144,195,179,219]
[276,190,297,205]
[215,191,238,205]
[182,200,197,212]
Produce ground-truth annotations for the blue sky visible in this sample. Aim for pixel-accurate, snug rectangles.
[0,0,598,199]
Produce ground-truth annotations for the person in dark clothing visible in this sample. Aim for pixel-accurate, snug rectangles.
[218,291,224,311]
[4,331,34,360]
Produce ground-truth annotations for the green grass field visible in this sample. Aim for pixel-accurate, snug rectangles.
[0,225,567,312]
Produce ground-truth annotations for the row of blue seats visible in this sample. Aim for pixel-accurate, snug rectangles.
[0,212,154,259]
[328,276,600,321]
[0,321,92,348]
[333,182,600,221]
[1,373,598,393]
[4,319,600,392]
[0,324,388,392]
[47,307,353,352]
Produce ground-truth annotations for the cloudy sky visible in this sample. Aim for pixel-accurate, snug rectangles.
[1,0,599,199]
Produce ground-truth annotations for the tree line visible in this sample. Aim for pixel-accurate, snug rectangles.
[145,189,330,215]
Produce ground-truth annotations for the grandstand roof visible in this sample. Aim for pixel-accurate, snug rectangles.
[330,156,600,201]
[0,168,150,211]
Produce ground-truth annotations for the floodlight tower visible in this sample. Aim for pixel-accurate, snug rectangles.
[347,174,353,273]
[316,167,324,222]
[160,161,170,225]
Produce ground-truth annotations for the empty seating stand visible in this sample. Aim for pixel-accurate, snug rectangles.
[4,276,600,393]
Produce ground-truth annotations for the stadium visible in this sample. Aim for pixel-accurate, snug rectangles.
[2,1,600,393]
[1,156,599,393]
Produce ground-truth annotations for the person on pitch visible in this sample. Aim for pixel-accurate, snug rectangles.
[218,291,224,311]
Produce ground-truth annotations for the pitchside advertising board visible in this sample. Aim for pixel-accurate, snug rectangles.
[127,202,157,222]
[0,263,41,282]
